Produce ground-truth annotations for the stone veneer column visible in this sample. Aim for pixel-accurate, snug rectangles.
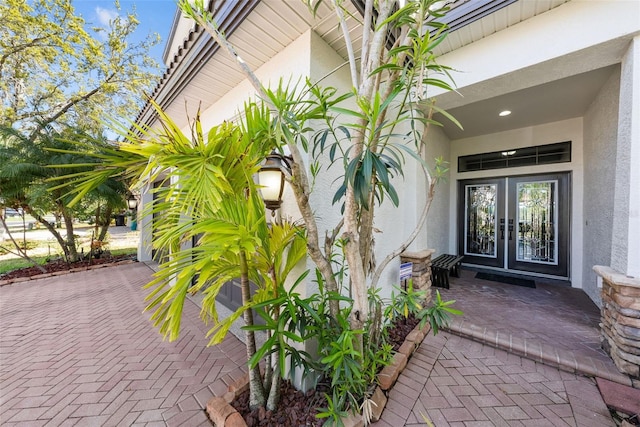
[400,249,435,300]
[594,265,640,378]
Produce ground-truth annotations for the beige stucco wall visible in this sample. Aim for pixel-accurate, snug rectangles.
[423,125,451,256]
[611,36,640,278]
[582,67,621,305]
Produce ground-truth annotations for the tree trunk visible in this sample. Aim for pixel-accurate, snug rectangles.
[239,250,266,410]
[266,363,280,412]
[62,208,79,262]
[343,185,368,353]
[94,203,101,238]
[28,209,70,261]
[98,205,113,242]
[0,215,46,272]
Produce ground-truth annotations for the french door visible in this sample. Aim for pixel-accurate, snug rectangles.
[458,173,570,277]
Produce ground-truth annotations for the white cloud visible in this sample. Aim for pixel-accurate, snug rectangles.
[95,6,119,27]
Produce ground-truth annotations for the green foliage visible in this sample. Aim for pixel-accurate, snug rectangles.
[386,280,462,335]
[0,0,156,261]
[304,275,393,424]
[418,290,463,334]
[303,0,462,214]
[0,124,127,262]
[385,279,427,320]
[0,0,160,133]
[316,390,348,427]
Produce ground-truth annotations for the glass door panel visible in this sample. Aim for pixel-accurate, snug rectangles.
[508,174,569,277]
[515,181,557,264]
[458,178,504,268]
[465,184,497,257]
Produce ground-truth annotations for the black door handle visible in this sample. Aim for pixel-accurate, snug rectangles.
[500,218,505,240]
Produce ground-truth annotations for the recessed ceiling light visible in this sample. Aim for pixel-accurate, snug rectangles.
[499,110,511,117]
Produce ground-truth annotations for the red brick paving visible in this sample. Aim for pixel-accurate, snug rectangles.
[0,263,628,426]
[381,332,615,426]
[437,269,629,384]
[0,263,245,426]
[597,377,640,416]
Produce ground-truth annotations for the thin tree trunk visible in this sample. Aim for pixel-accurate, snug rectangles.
[62,208,78,262]
[27,209,70,261]
[94,203,101,238]
[0,215,46,272]
[266,363,280,411]
[98,205,113,242]
[263,330,273,391]
[239,250,266,410]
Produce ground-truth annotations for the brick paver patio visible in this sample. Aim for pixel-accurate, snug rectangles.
[0,263,245,426]
[0,263,622,426]
[380,332,614,427]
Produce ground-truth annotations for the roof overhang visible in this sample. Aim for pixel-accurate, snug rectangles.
[136,0,569,133]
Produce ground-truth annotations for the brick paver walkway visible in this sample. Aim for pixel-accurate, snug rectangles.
[0,263,622,426]
[380,332,614,427]
[438,269,628,384]
[0,263,245,426]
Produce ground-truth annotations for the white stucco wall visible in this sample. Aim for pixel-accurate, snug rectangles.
[432,0,640,108]
[582,68,621,304]
[611,36,640,277]
[448,118,584,284]
[423,125,451,256]
[199,32,314,128]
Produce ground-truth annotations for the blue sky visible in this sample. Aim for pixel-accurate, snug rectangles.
[73,0,178,65]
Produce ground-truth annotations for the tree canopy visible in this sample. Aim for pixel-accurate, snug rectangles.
[1,0,161,263]
[0,0,161,135]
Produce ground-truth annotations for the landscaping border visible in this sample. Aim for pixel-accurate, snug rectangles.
[205,321,432,426]
[0,259,137,287]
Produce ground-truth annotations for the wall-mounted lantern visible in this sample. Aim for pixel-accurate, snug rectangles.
[257,151,292,215]
[127,194,139,210]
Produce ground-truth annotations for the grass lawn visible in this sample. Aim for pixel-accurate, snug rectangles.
[0,255,49,275]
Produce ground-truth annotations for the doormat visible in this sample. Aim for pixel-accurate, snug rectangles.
[475,272,536,288]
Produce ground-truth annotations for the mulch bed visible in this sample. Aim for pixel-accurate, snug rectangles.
[387,313,420,351]
[231,380,328,427]
[231,313,421,426]
[0,253,137,280]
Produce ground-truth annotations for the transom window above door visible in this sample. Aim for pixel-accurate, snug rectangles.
[458,141,571,172]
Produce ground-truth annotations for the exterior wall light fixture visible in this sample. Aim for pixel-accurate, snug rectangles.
[127,194,139,210]
[257,151,292,215]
